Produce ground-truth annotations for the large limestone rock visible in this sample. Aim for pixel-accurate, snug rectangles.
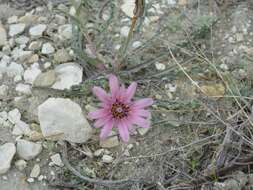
[38,98,92,143]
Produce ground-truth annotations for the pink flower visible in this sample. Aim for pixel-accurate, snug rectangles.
[88,74,153,142]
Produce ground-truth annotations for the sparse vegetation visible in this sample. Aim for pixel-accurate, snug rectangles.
[1,0,253,190]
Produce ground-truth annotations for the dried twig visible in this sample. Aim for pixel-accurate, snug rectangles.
[61,142,137,188]
[188,153,253,186]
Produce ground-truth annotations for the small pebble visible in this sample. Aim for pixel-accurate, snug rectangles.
[94,149,104,157]
[15,159,27,171]
[27,178,34,183]
[102,155,113,163]
[155,62,166,71]
[30,164,40,178]
[50,153,64,167]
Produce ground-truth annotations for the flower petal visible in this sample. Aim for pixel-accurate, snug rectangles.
[132,98,154,109]
[88,108,109,119]
[92,86,110,102]
[118,120,130,142]
[100,119,114,139]
[109,74,119,99]
[94,116,112,128]
[130,116,150,128]
[131,109,151,118]
[126,82,137,101]
[117,85,126,102]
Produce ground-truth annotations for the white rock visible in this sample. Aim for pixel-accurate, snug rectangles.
[94,149,104,157]
[167,0,176,5]
[127,144,134,150]
[120,26,130,37]
[155,62,166,71]
[52,63,83,90]
[12,120,31,136]
[8,108,21,124]
[69,6,76,16]
[9,23,26,37]
[12,49,32,62]
[15,36,29,45]
[236,33,244,42]
[165,83,177,92]
[30,164,40,178]
[102,155,113,163]
[220,63,229,71]
[29,41,42,50]
[0,85,8,97]
[38,98,92,143]
[0,111,8,121]
[50,153,64,167]
[2,176,7,180]
[120,0,135,17]
[38,175,45,181]
[0,63,8,76]
[27,178,34,183]
[0,24,7,47]
[33,70,56,87]
[0,111,8,126]
[17,139,42,160]
[58,24,72,40]
[41,43,55,54]
[6,62,24,77]
[44,62,51,69]
[7,16,18,24]
[14,75,22,83]
[114,44,121,50]
[1,55,11,64]
[54,48,72,63]
[2,45,11,55]
[15,159,27,171]
[132,41,142,48]
[0,143,16,174]
[15,83,31,95]
[23,63,41,84]
[54,15,66,25]
[29,24,47,37]
[137,127,150,136]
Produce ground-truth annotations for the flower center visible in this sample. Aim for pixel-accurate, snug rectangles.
[111,101,130,119]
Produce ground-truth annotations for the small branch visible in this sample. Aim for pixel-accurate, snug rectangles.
[61,142,136,188]
[188,154,253,187]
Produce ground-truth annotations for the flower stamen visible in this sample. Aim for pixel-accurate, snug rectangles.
[111,101,130,119]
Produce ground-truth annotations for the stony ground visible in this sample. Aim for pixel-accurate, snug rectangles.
[1,0,253,190]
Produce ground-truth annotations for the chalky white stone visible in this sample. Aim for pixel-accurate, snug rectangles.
[58,24,72,40]
[17,139,42,160]
[8,108,21,124]
[0,143,16,174]
[38,98,92,143]
[0,24,7,47]
[30,164,40,178]
[120,0,135,17]
[52,62,83,90]
[102,155,113,163]
[41,42,55,54]
[29,24,47,37]
[50,153,64,167]
[23,63,41,84]
[9,23,26,37]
